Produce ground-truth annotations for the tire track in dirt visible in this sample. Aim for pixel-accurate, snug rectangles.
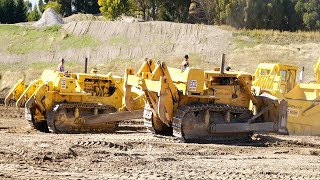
[0,113,319,179]
[0,107,24,119]
[74,141,130,151]
[0,163,108,179]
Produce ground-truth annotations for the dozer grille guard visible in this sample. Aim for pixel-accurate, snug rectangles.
[124,59,178,126]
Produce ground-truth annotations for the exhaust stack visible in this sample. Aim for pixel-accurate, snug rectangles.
[220,54,226,74]
[85,58,88,73]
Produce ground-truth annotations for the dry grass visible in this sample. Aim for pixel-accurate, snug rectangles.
[234,29,320,47]
[229,28,320,82]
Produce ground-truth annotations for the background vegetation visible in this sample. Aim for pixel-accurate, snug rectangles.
[1,0,320,31]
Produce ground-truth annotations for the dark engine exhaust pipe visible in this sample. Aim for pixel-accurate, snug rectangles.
[220,54,225,74]
[85,58,88,73]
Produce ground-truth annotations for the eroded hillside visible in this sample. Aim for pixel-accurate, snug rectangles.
[0,20,320,95]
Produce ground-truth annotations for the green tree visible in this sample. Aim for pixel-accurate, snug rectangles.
[28,5,41,21]
[73,0,100,14]
[38,0,45,13]
[45,1,62,14]
[129,0,191,22]
[226,0,246,28]
[15,0,28,22]
[1,0,16,23]
[295,0,320,30]
[57,0,72,17]
[0,0,4,22]
[25,0,32,12]
[159,0,191,22]
[98,0,130,20]
[283,0,302,31]
[149,0,160,20]
[129,0,149,20]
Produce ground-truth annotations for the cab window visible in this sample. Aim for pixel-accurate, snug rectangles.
[260,69,270,76]
[280,70,287,81]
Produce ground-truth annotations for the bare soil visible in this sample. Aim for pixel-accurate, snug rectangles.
[0,107,319,179]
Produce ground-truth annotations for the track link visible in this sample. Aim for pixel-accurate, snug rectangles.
[172,103,252,142]
[47,103,117,133]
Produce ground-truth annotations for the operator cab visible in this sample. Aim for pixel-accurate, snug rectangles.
[254,63,298,94]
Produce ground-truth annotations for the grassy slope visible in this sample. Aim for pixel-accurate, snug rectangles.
[0,25,101,94]
[0,24,320,95]
[0,25,101,54]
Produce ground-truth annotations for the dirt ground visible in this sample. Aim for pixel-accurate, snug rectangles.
[0,107,319,179]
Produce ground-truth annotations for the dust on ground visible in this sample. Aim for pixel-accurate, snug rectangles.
[0,107,319,179]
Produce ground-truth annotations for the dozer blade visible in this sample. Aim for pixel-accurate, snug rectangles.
[254,93,288,134]
[83,110,143,125]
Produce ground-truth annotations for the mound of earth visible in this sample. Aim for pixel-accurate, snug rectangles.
[117,16,144,23]
[34,8,64,27]
[64,13,103,23]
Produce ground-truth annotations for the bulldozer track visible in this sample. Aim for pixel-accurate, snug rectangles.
[118,119,146,131]
[47,103,118,133]
[172,103,251,142]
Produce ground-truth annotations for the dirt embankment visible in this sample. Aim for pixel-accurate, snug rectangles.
[62,21,232,63]
[0,21,233,94]
[0,21,232,65]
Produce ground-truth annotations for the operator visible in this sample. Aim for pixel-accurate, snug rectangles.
[180,54,190,70]
[299,66,304,83]
[57,58,65,72]
[226,66,231,71]
[90,67,98,74]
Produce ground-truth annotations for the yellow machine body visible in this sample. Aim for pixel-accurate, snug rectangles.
[253,63,298,97]
[5,79,27,107]
[125,59,288,141]
[253,58,320,136]
[285,84,320,136]
[5,70,144,133]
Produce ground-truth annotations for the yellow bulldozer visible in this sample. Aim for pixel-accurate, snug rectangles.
[5,70,144,133]
[124,57,288,141]
[253,58,320,136]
